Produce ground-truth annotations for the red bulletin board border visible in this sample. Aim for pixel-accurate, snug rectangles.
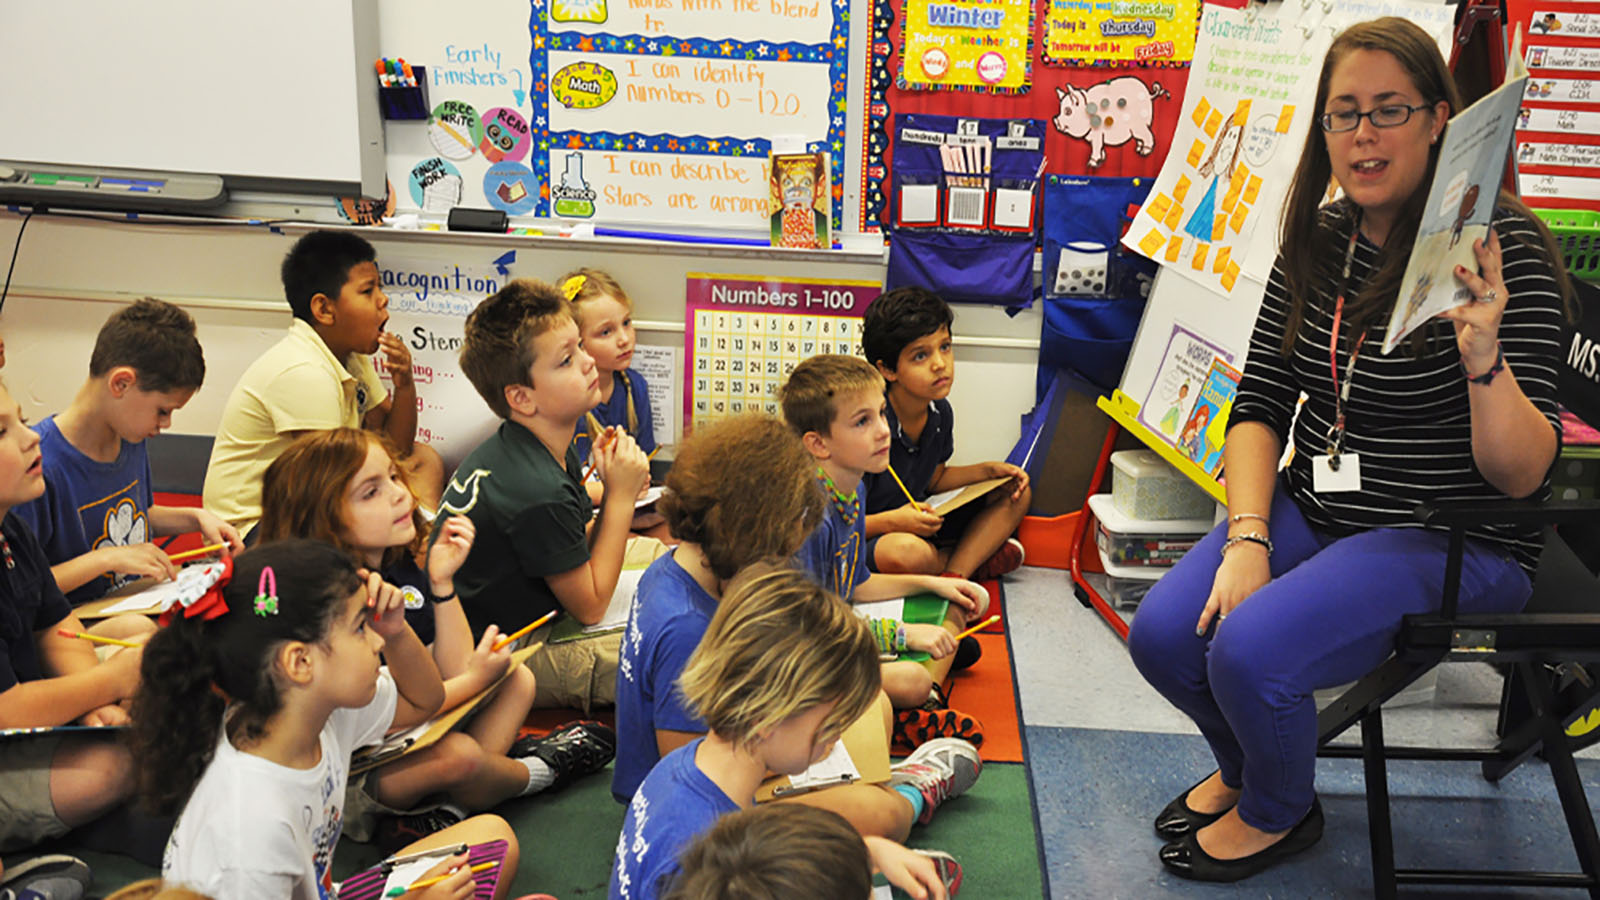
[1509,0,1600,210]
[861,0,1192,230]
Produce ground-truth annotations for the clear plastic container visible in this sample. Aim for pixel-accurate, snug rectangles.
[1109,449,1217,520]
[1087,493,1210,567]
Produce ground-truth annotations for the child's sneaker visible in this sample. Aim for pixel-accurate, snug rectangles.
[510,719,617,791]
[893,707,984,752]
[889,737,982,825]
[971,537,1024,581]
[0,855,91,900]
[372,805,463,855]
[951,635,982,671]
[917,850,964,896]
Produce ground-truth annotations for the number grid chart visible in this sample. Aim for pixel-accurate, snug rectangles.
[683,274,883,433]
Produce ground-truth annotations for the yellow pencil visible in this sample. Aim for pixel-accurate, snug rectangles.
[57,629,141,648]
[885,463,929,513]
[646,445,662,462]
[388,860,498,896]
[952,615,1001,642]
[579,428,620,484]
[492,609,558,652]
[169,543,225,563]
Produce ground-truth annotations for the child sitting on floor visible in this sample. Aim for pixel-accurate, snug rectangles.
[17,298,241,608]
[858,288,1030,581]
[0,378,145,855]
[131,540,520,899]
[780,354,989,748]
[662,805,883,900]
[258,428,615,849]
[612,564,969,900]
[560,269,655,463]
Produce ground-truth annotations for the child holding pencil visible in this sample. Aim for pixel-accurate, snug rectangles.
[16,299,241,611]
[612,564,968,900]
[131,539,520,899]
[0,378,145,853]
[258,428,615,850]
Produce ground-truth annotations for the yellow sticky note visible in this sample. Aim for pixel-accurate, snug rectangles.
[1139,229,1167,257]
[1192,243,1210,270]
[1212,215,1226,242]
[1243,174,1263,204]
[1212,245,1231,274]
[1276,105,1295,133]
[1165,235,1184,262]
[1173,175,1191,204]
[1146,193,1172,220]
[1221,186,1239,214]
[1191,97,1213,129]
[1163,201,1186,231]
[1222,260,1242,291]
[1233,164,1251,187]
[1230,203,1250,234]
[1204,109,1223,138]
[1233,99,1252,125]
[1187,139,1207,167]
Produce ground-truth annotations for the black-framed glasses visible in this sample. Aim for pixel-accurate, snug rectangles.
[1319,103,1433,132]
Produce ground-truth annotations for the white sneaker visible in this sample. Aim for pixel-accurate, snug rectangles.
[890,737,982,824]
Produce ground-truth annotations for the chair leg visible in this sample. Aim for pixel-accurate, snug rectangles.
[1361,709,1398,900]
[1519,662,1600,898]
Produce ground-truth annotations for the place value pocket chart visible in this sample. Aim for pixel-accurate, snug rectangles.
[683,273,880,432]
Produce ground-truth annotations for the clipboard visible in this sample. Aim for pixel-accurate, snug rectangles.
[753,700,891,802]
[890,595,950,664]
[74,560,227,620]
[926,475,1011,516]
[351,643,542,774]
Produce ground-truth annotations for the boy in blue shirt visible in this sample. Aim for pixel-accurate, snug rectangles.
[17,299,241,608]
[860,288,1031,581]
[442,278,650,712]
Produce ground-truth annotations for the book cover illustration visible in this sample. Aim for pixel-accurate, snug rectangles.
[770,151,831,249]
[1177,357,1241,478]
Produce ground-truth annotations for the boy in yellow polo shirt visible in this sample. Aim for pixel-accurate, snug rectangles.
[203,231,442,537]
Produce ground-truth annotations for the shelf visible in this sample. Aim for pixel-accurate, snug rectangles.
[1096,389,1227,506]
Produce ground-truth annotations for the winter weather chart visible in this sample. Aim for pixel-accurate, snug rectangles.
[684,274,879,432]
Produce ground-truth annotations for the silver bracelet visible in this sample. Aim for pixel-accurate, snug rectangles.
[1229,512,1269,526]
[1221,532,1273,557]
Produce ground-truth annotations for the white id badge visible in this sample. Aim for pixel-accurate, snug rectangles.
[1312,453,1362,493]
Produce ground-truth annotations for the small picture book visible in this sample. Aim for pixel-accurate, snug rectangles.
[769,151,830,249]
[1176,358,1241,478]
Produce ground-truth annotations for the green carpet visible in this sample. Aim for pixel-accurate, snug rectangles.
[50,762,1039,898]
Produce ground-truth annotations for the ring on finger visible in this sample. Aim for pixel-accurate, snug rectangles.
[1483,288,1498,303]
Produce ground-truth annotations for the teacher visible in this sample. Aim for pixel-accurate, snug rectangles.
[1127,16,1574,882]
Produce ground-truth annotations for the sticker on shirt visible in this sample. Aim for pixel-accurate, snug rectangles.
[1312,453,1362,493]
[400,585,426,611]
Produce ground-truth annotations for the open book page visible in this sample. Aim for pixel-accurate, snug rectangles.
[1385,31,1530,353]
[580,565,647,634]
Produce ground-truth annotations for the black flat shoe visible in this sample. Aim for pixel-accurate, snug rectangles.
[1154,774,1234,839]
[1158,797,1324,882]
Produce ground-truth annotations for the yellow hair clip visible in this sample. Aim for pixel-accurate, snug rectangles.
[561,275,587,301]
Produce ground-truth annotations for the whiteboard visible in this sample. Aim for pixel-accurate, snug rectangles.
[0,0,384,195]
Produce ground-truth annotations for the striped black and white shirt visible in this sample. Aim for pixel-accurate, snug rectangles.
[1231,200,1566,576]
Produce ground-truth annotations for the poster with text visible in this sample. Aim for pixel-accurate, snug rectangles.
[1043,0,1201,68]
[898,0,1033,93]
[1138,322,1234,447]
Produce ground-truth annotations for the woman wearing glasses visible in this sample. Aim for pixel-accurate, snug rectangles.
[1127,17,1574,882]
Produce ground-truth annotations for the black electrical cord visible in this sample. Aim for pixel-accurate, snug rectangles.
[0,207,39,317]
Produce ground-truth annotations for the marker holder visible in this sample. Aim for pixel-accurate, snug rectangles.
[378,66,429,120]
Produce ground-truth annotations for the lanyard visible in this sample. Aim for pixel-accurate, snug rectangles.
[1326,222,1365,466]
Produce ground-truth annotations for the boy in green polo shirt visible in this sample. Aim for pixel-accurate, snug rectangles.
[441,278,651,710]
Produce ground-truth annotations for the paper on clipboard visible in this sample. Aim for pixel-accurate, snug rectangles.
[73,560,229,619]
[925,476,1011,516]
[351,643,542,774]
[754,699,891,802]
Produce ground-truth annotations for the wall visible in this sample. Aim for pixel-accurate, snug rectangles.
[0,214,1042,469]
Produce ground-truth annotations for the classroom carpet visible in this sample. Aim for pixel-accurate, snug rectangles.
[943,630,1024,764]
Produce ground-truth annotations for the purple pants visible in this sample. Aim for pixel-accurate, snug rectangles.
[1127,487,1530,831]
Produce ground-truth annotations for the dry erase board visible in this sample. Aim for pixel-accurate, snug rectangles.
[377,0,855,232]
[0,0,383,196]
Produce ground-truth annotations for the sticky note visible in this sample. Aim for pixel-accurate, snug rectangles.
[1276,106,1295,133]
[1146,193,1172,220]
[1165,235,1184,262]
[1163,200,1185,230]
[1139,229,1167,257]
[1212,245,1231,274]
[1191,97,1213,129]
[1230,203,1250,233]
[1243,174,1262,204]
[1192,243,1210,270]
[1212,215,1226,242]
[1233,99,1252,125]
[1187,139,1207,168]
[1222,260,1242,291]
[1173,175,1191,204]
[1234,164,1251,186]
[1221,186,1239,214]
[1204,109,1223,138]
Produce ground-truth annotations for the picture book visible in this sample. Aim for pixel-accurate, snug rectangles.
[769,151,831,249]
[1176,357,1241,478]
[1385,31,1529,353]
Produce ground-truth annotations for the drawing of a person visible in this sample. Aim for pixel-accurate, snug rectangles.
[1532,13,1560,33]
[1158,381,1190,436]
[770,155,827,249]
[1181,113,1246,247]
[1449,182,1479,248]
[1178,405,1210,461]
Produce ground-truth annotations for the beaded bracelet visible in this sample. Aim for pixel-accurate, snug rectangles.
[1221,532,1273,557]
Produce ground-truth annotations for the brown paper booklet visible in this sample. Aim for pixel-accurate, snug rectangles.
[753,703,891,802]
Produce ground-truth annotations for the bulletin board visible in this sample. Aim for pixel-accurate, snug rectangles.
[1509,0,1600,210]
[683,273,877,431]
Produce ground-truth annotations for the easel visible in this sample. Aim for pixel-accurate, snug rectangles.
[1068,0,1508,641]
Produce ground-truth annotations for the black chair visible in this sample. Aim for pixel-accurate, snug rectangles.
[1315,285,1600,898]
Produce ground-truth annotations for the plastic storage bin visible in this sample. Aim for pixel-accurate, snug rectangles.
[1109,449,1217,520]
[1087,493,1211,567]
